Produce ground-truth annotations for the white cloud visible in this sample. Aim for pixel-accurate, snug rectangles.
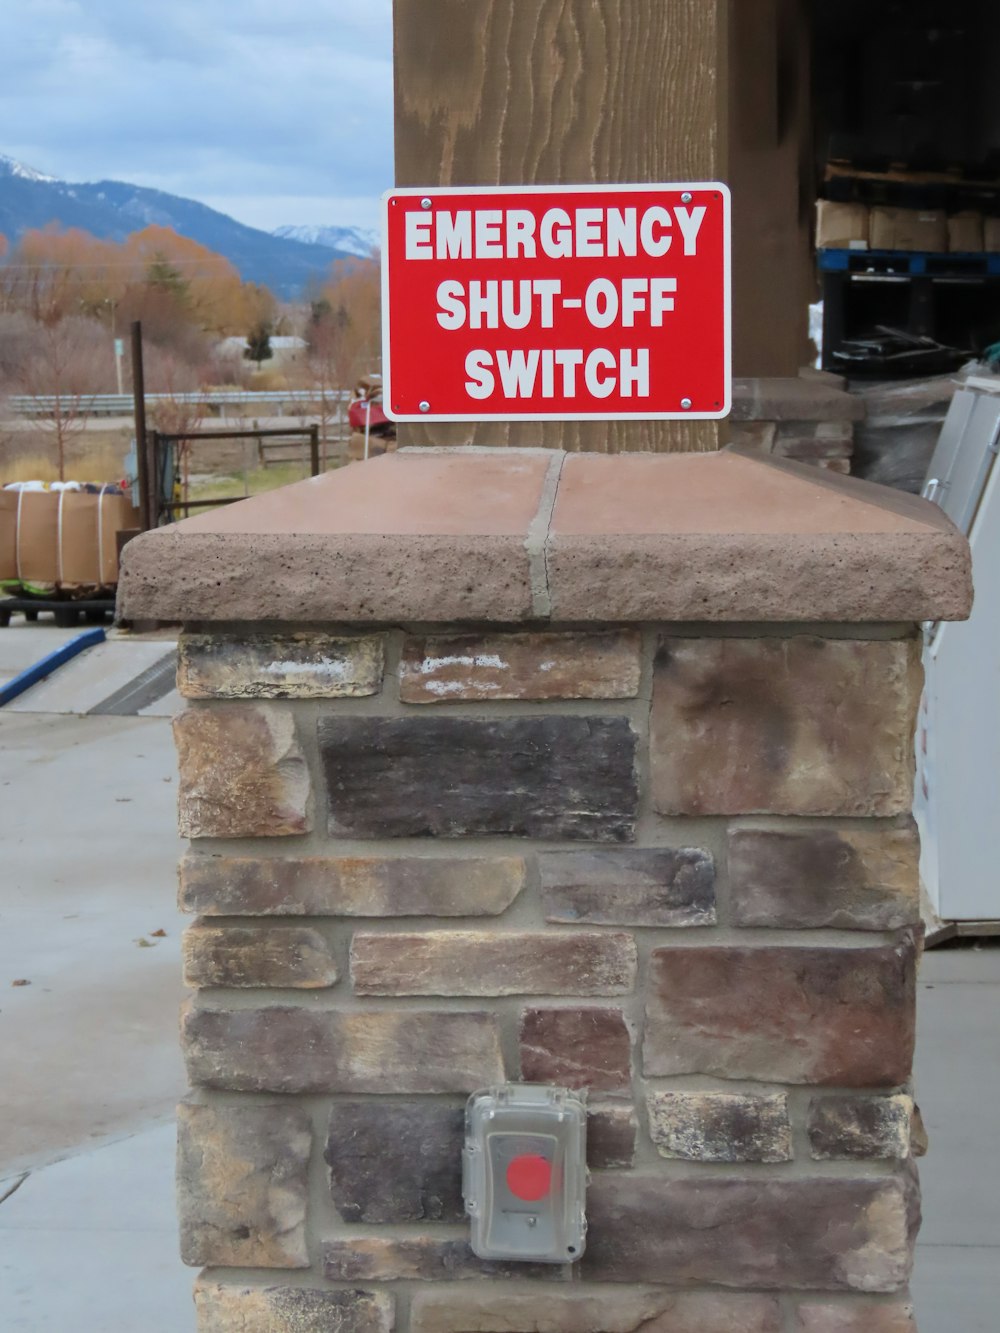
[1,0,393,229]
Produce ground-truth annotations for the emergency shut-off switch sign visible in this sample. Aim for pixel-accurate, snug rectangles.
[463,1084,588,1264]
[382,183,731,421]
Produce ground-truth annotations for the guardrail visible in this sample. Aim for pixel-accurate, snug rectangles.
[7,389,352,418]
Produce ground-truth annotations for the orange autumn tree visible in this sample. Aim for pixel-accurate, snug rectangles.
[0,224,276,340]
[0,225,124,323]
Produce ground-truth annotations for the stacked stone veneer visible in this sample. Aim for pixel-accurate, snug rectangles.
[723,376,865,475]
[173,621,926,1333]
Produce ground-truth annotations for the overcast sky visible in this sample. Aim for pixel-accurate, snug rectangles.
[2,0,394,233]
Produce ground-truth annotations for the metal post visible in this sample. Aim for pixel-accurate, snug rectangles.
[364,399,372,461]
[130,321,152,531]
[149,430,162,528]
[310,424,320,477]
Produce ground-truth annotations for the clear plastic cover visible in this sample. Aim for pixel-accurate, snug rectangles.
[463,1083,588,1264]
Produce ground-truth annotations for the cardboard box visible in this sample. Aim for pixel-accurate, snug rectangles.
[0,490,18,584]
[14,491,60,587]
[58,492,138,587]
[816,200,870,250]
[948,211,985,253]
[870,207,948,253]
[986,218,1000,254]
[0,489,139,590]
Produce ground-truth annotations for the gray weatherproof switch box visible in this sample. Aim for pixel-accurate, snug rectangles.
[463,1083,588,1263]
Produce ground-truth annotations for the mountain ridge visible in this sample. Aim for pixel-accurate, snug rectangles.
[272,223,378,258]
[0,155,364,298]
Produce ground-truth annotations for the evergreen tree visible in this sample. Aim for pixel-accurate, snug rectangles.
[244,320,274,369]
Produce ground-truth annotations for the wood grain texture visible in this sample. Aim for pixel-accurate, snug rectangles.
[393,0,726,452]
[728,0,813,375]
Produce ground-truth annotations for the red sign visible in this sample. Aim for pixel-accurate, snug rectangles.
[382,183,730,422]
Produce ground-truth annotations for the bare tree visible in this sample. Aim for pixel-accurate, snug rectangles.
[15,316,111,481]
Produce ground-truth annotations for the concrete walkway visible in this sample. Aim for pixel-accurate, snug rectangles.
[911,944,1000,1331]
[0,623,190,1328]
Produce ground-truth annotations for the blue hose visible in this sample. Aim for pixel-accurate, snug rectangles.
[0,628,106,707]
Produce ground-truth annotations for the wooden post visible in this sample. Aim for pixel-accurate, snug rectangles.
[393,0,729,453]
[727,0,813,377]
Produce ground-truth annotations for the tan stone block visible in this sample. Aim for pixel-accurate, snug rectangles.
[647,1091,793,1163]
[409,1288,781,1333]
[179,853,526,917]
[350,931,637,997]
[178,631,384,699]
[182,923,338,989]
[182,1003,504,1093]
[796,1300,917,1332]
[400,631,641,702]
[808,1095,913,1160]
[816,459,852,475]
[177,1101,310,1268]
[194,1280,394,1332]
[323,1235,564,1282]
[651,637,921,816]
[643,936,917,1085]
[174,705,310,838]
[729,823,920,930]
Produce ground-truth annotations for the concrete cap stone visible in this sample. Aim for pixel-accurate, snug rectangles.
[118,447,971,625]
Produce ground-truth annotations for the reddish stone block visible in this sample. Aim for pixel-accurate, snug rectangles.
[643,937,917,1085]
[400,630,641,702]
[583,1172,918,1291]
[519,1007,632,1093]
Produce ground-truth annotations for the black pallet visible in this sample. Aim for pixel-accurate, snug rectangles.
[0,598,116,629]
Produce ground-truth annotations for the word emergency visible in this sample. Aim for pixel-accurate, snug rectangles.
[405,204,708,261]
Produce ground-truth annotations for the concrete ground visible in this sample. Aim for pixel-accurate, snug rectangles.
[0,623,191,1330]
[0,622,996,1331]
[910,944,1000,1331]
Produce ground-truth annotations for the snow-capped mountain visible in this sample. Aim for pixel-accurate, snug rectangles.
[0,154,361,298]
[0,155,57,184]
[273,224,378,257]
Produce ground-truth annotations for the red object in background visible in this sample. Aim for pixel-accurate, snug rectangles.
[348,397,391,431]
[506,1154,553,1202]
[382,183,731,422]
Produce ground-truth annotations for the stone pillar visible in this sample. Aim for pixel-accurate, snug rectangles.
[120,448,970,1333]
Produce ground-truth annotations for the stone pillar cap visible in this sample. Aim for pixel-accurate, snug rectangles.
[118,447,971,624]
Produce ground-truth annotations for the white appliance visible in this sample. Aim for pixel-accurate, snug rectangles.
[913,377,1000,929]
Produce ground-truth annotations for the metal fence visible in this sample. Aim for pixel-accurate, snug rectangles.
[7,389,352,418]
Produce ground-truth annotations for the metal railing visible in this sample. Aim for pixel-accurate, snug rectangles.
[8,389,352,418]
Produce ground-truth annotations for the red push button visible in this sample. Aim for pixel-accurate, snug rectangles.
[506,1153,552,1202]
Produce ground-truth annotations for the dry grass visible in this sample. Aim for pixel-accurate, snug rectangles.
[0,442,127,485]
[184,461,334,507]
